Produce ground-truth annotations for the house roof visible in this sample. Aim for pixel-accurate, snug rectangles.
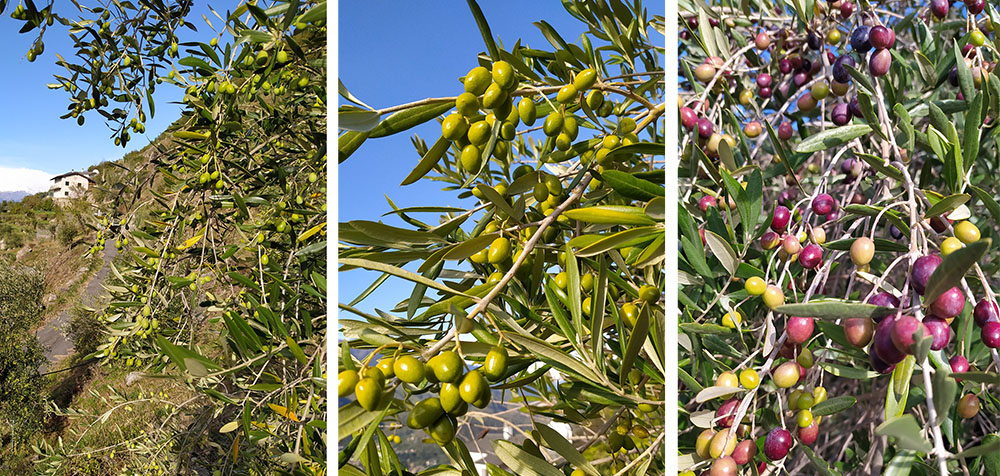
[51,171,96,183]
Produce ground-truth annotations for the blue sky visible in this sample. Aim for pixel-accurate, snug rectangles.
[338,2,664,318]
[0,3,229,192]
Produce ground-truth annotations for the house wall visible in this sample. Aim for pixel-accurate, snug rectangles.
[51,175,91,200]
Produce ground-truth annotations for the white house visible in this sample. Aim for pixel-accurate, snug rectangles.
[49,170,96,201]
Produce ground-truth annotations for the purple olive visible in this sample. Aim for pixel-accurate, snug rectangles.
[778,122,794,140]
[812,194,836,216]
[974,299,1000,328]
[771,206,791,231]
[787,317,815,344]
[983,321,1000,348]
[849,96,862,117]
[807,31,822,50]
[890,315,926,354]
[832,103,852,125]
[874,316,907,363]
[911,254,942,295]
[923,316,951,351]
[833,54,857,83]
[757,73,773,88]
[930,286,965,319]
[869,26,895,49]
[698,118,714,138]
[799,244,823,269]
[889,224,903,240]
[779,58,792,74]
[931,0,949,18]
[840,1,855,17]
[950,355,969,374]
[869,345,896,373]
[794,72,810,87]
[970,0,985,14]
[764,428,793,460]
[868,292,901,323]
[869,49,892,77]
[850,26,872,52]
[760,87,773,98]
[681,107,698,130]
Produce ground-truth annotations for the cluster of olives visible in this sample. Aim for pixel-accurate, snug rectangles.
[338,346,509,445]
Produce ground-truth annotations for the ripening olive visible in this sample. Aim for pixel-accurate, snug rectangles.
[745,276,766,295]
[709,430,738,458]
[763,285,785,309]
[695,428,717,458]
[955,220,981,244]
[850,237,875,265]
[941,236,964,256]
[958,393,980,419]
[722,310,742,328]
[715,370,739,389]
[772,361,800,388]
[739,368,759,389]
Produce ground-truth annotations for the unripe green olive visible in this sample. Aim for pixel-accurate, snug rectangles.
[533,182,549,202]
[458,369,488,404]
[376,358,396,379]
[555,133,572,151]
[500,121,516,140]
[543,112,564,136]
[695,428,716,458]
[394,355,425,384]
[488,237,512,264]
[491,60,515,89]
[472,385,492,408]
[518,98,537,125]
[407,397,444,429]
[621,303,639,328]
[574,68,597,90]
[797,393,815,410]
[428,350,464,383]
[709,430,737,458]
[456,92,480,116]
[639,284,660,304]
[464,66,492,95]
[482,82,507,109]
[586,90,604,110]
[555,271,569,290]
[483,346,509,381]
[739,368,759,389]
[439,382,463,413]
[461,145,482,172]
[338,370,359,397]
[797,409,814,427]
[557,84,578,104]
[618,116,637,134]
[441,113,469,141]
[355,377,383,411]
[428,414,458,445]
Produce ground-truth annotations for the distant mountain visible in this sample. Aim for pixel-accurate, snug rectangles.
[0,191,30,202]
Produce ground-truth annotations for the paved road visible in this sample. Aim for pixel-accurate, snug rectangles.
[36,245,116,373]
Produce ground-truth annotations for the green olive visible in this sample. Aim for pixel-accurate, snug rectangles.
[555,133,572,151]
[441,113,469,141]
[483,346,509,381]
[582,296,592,316]
[602,135,621,149]
[586,90,604,110]
[513,164,534,180]
[455,92,480,117]
[393,355,425,384]
[461,145,482,172]
[543,112,564,137]
[518,98,537,125]
[556,84,578,104]
[355,377,382,411]
[621,303,639,328]
[439,382,463,413]
[459,370,488,403]
[428,350,464,383]
[574,68,598,90]
[488,237,512,264]
[428,414,458,445]
[406,397,444,429]
[338,370,359,398]
[360,366,385,387]
[554,271,569,290]
[639,284,660,304]
[532,183,549,202]
[618,116,637,134]
[491,60,515,89]
[449,399,469,417]
[467,120,491,146]
[376,358,395,379]
[544,174,563,195]
[464,66,492,95]
[472,385,492,408]
[482,82,507,109]
[469,248,489,264]
[500,121,516,141]
[493,140,509,160]
[562,115,579,140]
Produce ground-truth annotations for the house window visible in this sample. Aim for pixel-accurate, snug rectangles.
[65,181,69,186]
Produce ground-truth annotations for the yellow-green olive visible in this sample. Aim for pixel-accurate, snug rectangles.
[621,303,639,328]
[491,60,515,89]
[557,84,578,104]
[483,346,509,381]
[459,370,488,403]
[355,377,382,411]
[518,98,537,125]
[428,350,464,383]
[488,237,512,264]
[574,68,598,90]
[393,355,425,384]
[467,120,491,146]
[439,382,463,413]
[428,414,458,444]
[461,145,482,172]
[543,112,564,137]
[441,113,469,141]
[338,370,359,398]
[482,82,506,109]
[464,66,492,95]
[455,92,480,116]
[407,397,444,429]
[376,358,395,379]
